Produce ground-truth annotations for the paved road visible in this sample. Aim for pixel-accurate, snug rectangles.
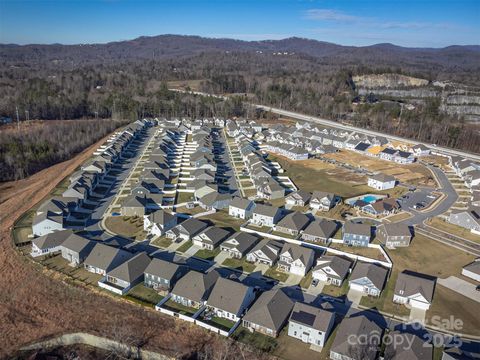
[438,276,480,303]
[400,165,458,226]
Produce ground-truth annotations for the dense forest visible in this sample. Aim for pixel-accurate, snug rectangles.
[0,119,130,181]
[1,35,480,155]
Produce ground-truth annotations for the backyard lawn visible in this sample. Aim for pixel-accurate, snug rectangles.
[264,266,289,283]
[198,210,245,232]
[126,284,163,306]
[231,327,278,353]
[222,257,256,273]
[194,247,221,260]
[176,192,195,204]
[162,299,197,316]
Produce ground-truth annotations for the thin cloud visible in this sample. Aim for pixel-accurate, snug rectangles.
[305,8,464,31]
[304,9,358,22]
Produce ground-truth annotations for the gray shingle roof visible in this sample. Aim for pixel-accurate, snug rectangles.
[276,211,310,231]
[243,289,294,332]
[107,252,151,283]
[330,315,382,360]
[394,271,436,302]
[230,196,254,210]
[207,277,253,315]
[350,262,388,290]
[144,258,187,281]
[303,219,337,238]
[32,229,74,250]
[289,302,334,332]
[253,204,281,217]
[171,270,220,303]
[84,243,132,272]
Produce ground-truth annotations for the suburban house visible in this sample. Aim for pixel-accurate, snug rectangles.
[330,315,383,360]
[312,255,352,286]
[242,289,294,337]
[342,221,372,247]
[170,270,220,309]
[380,147,398,161]
[206,277,256,321]
[368,173,396,190]
[198,192,232,210]
[192,226,231,250]
[349,262,389,297]
[166,218,209,242]
[256,179,285,200]
[411,144,431,157]
[60,233,96,266]
[376,223,413,248]
[121,195,146,217]
[144,258,189,295]
[143,210,177,237]
[228,197,256,219]
[277,243,315,276]
[274,211,311,236]
[384,331,433,360]
[99,252,151,295]
[301,219,338,244]
[32,210,65,237]
[448,208,480,234]
[310,191,337,211]
[393,271,436,310]
[246,239,284,266]
[31,229,74,257]
[84,243,133,275]
[288,302,335,347]
[462,259,480,282]
[251,204,283,228]
[285,190,311,207]
[220,232,261,259]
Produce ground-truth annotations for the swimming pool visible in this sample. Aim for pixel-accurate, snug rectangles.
[362,195,379,203]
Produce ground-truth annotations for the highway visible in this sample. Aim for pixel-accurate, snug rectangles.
[170,88,480,161]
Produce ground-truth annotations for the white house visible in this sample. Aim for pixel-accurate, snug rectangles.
[228,197,256,220]
[143,210,177,237]
[349,262,389,297]
[367,173,396,191]
[393,271,436,311]
[251,204,282,228]
[462,260,480,282]
[277,243,315,276]
[206,277,255,322]
[288,302,335,347]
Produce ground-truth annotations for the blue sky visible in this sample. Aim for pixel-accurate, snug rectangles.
[0,0,478,47]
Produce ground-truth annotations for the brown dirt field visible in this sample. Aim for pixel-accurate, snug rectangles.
[323,150,436,186]
[0,133,268,359]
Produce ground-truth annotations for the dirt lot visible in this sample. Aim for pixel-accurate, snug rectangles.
[323,150,436,186]
[0,132,266,359]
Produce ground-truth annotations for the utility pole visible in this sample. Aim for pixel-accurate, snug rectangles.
[15,106,20,130]
[25,110,29,122]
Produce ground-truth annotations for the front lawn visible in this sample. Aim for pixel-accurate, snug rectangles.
[194,247,221,260]
[222,257,256,273]
[176,240,193,253]
[321,281,349,298]
[104,216,146,240]
[151,236,173,248]
[264,266,289,283]
[299,270,313,289]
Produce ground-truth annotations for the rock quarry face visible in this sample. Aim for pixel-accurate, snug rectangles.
[352,73,480,123]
